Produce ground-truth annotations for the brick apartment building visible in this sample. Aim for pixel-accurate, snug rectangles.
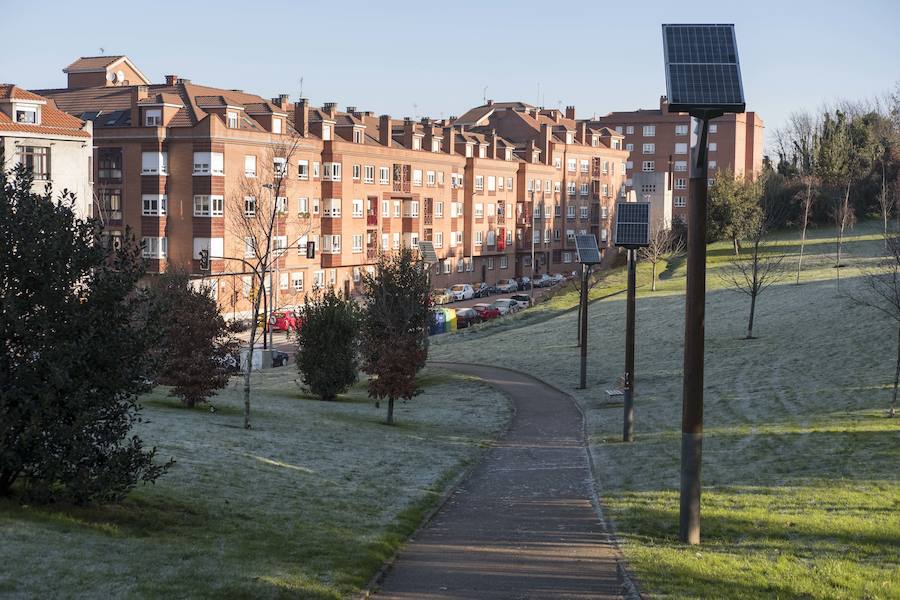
[32,55,635,317]
[0,85,93,218]
[591,95,764,223]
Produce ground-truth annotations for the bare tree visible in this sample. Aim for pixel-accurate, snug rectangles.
[721,176,787,339]
[833,185,856,291]
[639,219,684,292]
[776,111,819,284]
[850,234,900,417]
[227,132,306,429]
[878,167,896,251]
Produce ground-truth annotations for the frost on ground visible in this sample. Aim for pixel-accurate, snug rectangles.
[431,221,900,600]
[0,368,510,599]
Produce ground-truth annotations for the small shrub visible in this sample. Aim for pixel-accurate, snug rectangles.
[296,287,360,401]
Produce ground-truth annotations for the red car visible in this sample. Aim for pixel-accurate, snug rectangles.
[472,303,501,320]
[270,310,302,332]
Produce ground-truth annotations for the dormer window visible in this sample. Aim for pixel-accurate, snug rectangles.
[565,131,574,144]
[505,148,512,161]
[144,108,162,127]
[412,136,422,150]
[465,144,473,158]
[478,145,487,158]
[272,118,283,134]
[431,139,441,152]
[15,105,37,124]
[353,128,364,144]
[592,136,599,147]
[322,124,332,141]
[227,112,238,128]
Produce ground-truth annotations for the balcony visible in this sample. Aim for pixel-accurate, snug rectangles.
[424,213,433,225]
[366,247,378,260]
[367,213,378,226]
[393,181,411,193]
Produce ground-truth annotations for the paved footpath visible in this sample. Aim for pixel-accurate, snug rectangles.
[373,362,629,600]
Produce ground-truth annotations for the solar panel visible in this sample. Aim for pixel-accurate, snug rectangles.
[662,24,745,114]
[417,241,438,264]
[575,235,602,265]
[615,202,651,248]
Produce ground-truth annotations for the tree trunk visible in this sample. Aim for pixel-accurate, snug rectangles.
[243,268,267,430]
[651,260,657,292]
[892,326,899,418]
[386,397,395,425]
[747,292,757,339]
[883,165,889,251]
[836,182,850,291]
[0,469,19,496]
[747,239,760,339]
[733,236,740,256]
[796,180,812,285]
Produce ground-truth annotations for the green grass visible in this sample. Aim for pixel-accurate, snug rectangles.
[0,367,511,598]
[432,219,900,599]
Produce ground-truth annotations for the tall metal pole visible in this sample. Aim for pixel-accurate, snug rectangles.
[529,190,536,303]
[679,114,710,545]
[578,262,589,389]
[623,248,636,442]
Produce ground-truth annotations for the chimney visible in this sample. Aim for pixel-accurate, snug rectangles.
[443,126,456,154]
[660,95,668,111]
[323,102,337,118]
[486,99,494,106]
[273,93,290,111]
[577,121,587,144]
[346,105,357,115]
[403,117,415,149]
[294,99,309,137]
[165,74,179,86]
[565,105,576,120]
[488,129,498,159]
[134,85,149,102]
[540,123,552,164]
[379,115,392,147]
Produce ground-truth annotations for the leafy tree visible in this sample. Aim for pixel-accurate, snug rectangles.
[707,169,762,255]
[148,269,239,408]
[296,287,360,401]
[0,166,170,503]
[360,248,431,425]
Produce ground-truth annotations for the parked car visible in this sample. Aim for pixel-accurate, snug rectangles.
[472,303,501,320]
[509,294,531,310]
[271,350,290,368]
[449,283,475,301]
[495,279,518,293]
[491,298,517,315]
[430,288,453,305]
[550,273,567,285]
[532,274,553,288]
[270,310,301,333]
[455,307,482,328]
[515,276,532,290]
[472,282,492,298]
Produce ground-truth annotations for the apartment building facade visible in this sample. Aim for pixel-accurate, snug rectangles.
[591,95,764,222]
[0,84,93,218]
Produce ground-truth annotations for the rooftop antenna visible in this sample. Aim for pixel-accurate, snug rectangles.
[99,47,105,55]
[413,103,419,119]
[536,82,541,107]
[298,76,304,97]
[483,86,488,104]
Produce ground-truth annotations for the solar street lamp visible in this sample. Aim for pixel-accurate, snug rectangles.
[574,234,602,389]
[662,23,746,545]
[614,202,651,443]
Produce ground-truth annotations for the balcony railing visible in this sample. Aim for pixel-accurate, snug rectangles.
[366,248,378,260]
[424,213,433,225]
[367,214,378,226]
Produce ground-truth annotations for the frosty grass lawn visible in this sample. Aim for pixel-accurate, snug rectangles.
[0,369,510,599]
[432,220,899,600]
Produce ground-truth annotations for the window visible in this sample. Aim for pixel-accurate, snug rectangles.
[674,160,688,172]
[353,129,364,144]
[443,260,451,274]
[272,118,282,134]
[709,160,717,170]
[566,229,575,241]
[273,157,287,178]
[580,206,589,219]
[14,105,37,123]
[709,142,717,152]
[144,109,161,127]
[475,175,484,191]
[675,124,688,135]
[192,238,223,262]
[567,158,576,172]
[297,159,309,179]
[312,198,320,214]
[497,176,504,191]
[675,143,688,155]
[392,200,401,217]
[500,256,508,269]
[352,199,363,217]
[352,164,361,180]
[602,183,610,197]
[642,143,655,154]
[413,137,422,150]
[674,178,687,190]
[626,160,634,170]
[643,125,655,137]
[323,198,341,217]
[432,139,441,152]
[298,197,309,214]
[193,152,224,175]
[564,252,572,264]
[478,144,486,158]
[709,124,718,134]
[364,165,375,183]
[555,181,561,193]
[466,258,474,272]
[435,201,444,218]
[567,181,576,196]
[292,272,304,292]
[244,155,257,177]
[486,257,494,270]
[17,146,50,180]
[435,231,444,247]
[141,151,168,175]
[487,175,496,191]
[580,159,589,173]
[323,162,341,181]
[313,162,320,178]
[487,203,496,217]
[486,230,496,246]
[554,228,561,240]
[457,258,465,272]
[382,200,390,217]
[244,196,256,216]
[455,231,464,246]
[567,205,576,218]
[227,112,238,128]
[352,234,363,252]
[142,194,167,216]
[674,196,686,208]
[580,183,589,196]
[323,234,341,254]
[626,125,634,134]
[642,161,655,172]
[438,171,445,185]
[381,233,389,249]
[276,197,288,214]
[379,166,389,184]
[427,171,436,186]
[193,195,224,217]
[98,189,122,220]
[273,236,288,256]
[475,203,484,218]
[313,271,324,289]
[141,236,167,258]
[392,233,400,250]
[626,143,634,152]
[413,169,423,186]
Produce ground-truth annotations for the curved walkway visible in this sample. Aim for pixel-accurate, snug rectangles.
[373,362,629,600]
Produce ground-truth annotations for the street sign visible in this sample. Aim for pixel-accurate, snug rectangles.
[614,202,651,248]
[418,240,438,264]
[575,234,602,265]
[662,24,745,115]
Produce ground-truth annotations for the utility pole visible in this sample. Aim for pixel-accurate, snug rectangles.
[578,262,589,389]
[623,248,637,441]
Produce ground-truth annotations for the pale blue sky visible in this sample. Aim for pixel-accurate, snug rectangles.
[2,0,898,153]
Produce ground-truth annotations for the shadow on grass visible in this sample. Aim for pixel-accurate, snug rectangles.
[142,396,245,416]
